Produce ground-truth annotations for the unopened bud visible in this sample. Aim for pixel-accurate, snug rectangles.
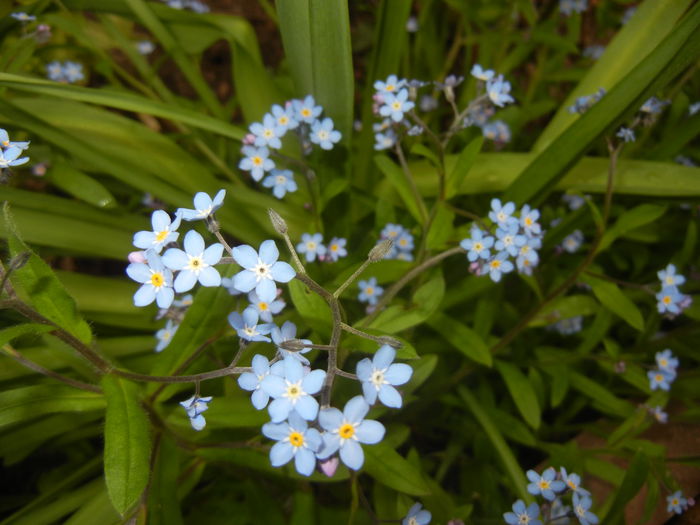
[368,240,392,262]
[318,456,339,478]
[128,251,147,264]
[268,209,287,234]
[280,339,307,352]
[377,336,402,348]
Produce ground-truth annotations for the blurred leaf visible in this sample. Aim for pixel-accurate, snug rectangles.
[231,41,284,123]
[147,436,184,525]
[425,204,455,251]
[584,274,644,331]
[495,361,541,429]
[4,203,92,343]
[601,451,649,524]
[530,295,598,327]
[446,136,483,198]
[276,0,313,96]
[568,371,635,417]
[375,154,427,224]
[427,313,492,366]
[598,204,667,253]
[364,442,430,496]
[64,482,121,525]
[102,375,151,516]
[46,161,116,209]
[0,323,54,347]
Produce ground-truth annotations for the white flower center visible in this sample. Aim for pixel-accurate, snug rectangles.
[306,241,317,251]
[263,129,274,138]
[253,259,272,281]
[317,130,329,141]
[391,101,402,111]
[276,175,286,184]
[370,369,385,388]
[284,381,304,401]
[243,325,258,337]
[186,254,207,274]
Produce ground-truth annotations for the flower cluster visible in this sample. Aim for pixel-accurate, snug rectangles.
[461,199,544,282]
[466,65,515,143]
[296,233,348,263]
[0,128,30,170]
[239,96,341,199]
[568,88,605,114]
[378,223,414,261]
[647,349,679,392]
[656,264,691,316]
[45,60,84,83]
[505,467,598,525]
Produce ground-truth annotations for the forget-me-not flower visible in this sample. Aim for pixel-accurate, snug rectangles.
[250,113,285,149]
[616,127,636,143]
[270,103,298,132]
[317,396,385,470]
[656,287,684,315]
[650,405,668,423]
[245,289,285,322]
[232,240,295,303]
[520,205,541,237]
[667,490,688,514]
[272,321,312,364]
[261,357,326,422]
[356,345,412,408]
[136,40,155,55]
[495,223,526,257]
[486,75,514,107]
[470,64,495,82]
[0,146,29,168]
[0,129,30,151]
[562,230,584,253]
[483,252,514,282]
[262,411,323,476]
[238,354,279,409]
[297,233,327,262]
[560,467,590,496]
[155,319,178,352]
[503,500,541,525]
[126,249,175,308]
[63,61,84,83]
[162,230,223,292]
[658,264,685,288]
[11,12,36,22]
[133,210,182,253]
[402,502,432,525]
[374,130,397,151]
[374,74,406,94]
[310,118,342,150]
[178,189,226,221]
[46,61,64,82]
[655,349,679,373]
[239,146,275,182]
[572,492,598,525]
[358,277,383,305]
[180,395,212,431]
[263,169,298,199]
[460,228,494,262]
[380,88,414,122]
[489,198,518,227]
[482,120,511,143]
[381,223,404,240]
[526,467,566,501]
[326,237,348,262]
[228,308,273,342]
[648,369,675,391]
[293,95,323,124]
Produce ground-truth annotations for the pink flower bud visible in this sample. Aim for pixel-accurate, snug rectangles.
[128,251,147,264]
[242,133,256,145]
[318,457,339,477]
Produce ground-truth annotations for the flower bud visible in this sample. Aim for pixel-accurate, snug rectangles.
[128,251,147,264]
[268,208,288,234]
[368,240,392,262]
[318,456,339,478]
[280,339,307,352]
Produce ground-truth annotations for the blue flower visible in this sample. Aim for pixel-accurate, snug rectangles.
[552,315,583,335]
[172,294,194,308]
[270,103,298,132]
[572,493,598,525]
[667,490,688,514]
[262,169,298,199]
[136,40,155,55]
[486,75,514,107]
[402,502,431,525]
[11,12,36,22]
[272,321,312,364]
[262,411,323,476]
[379,88,415,122]
[228,308,273,342]
[326,237,348,262]
[162,230,223,292]
[520,205,541,237]
[374,130,397,151]
[180,395,212,431]
[0,146,29,168]
[504,500,541,525]
[155,319,179,352]
[470,64,495,82]
[616,127,636,143]
[250,113,285,149]
[310,118,342,150]
[246,289,285,323]
[516,242,540,274]
[656,286,684,315]
[658,264,685,288]
[356,345,412,408]
[46,61,64,81]
[689,101,700,116]
[495,223,526,257]
[296,233,327,262]
[568,89,605,114]
[395,231,415,253]
[460,228,494,262]
[232,240,296,303]
[133,210,182,253]
[261,357,326,422]
[0,129,30,151]
[526,467,566,501]
[63,61,84,83]
[239,146,275,182]
[238,354,279,409]
[381,223,405,240]
[482,252,514,283]
[650,405,668,423]
[358,277,383,305]
[648,369,675,391]
[317,396,385,470]
[562,230,584,253]
[489,199,518,227]
[560,0,588,16]
[293,95,323,124]
[560,467,590,496]
[640,96,669,115]
[177,189,226,221]
[374,74,406,94]
[655,349,679,373]
[126,249,175,308]
[482,120,511,143]
[563,193,585,210]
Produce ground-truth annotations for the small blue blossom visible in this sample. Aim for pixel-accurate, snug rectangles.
[133,210,182,253]
[155,319,179,352]
[232,240,296,303]
[489,199,518,227]
[261,357,326,422]
[63,61,84,83]
[272,321,312,364]
[381,223,405,240]
[270,103,298,132]
[470,64,495,82]
[358,277,383,305]
[228,308,273,342]
[640,96,669,115]
[379,88,415,122]
[297,233,326,263]
[560,467,590,496]
[572,493,598,525]
[326,237,348,262]
[658,264,686,288]
[495,223,526,257]
[126,249,175,308]
[520,205,541,237]
[263,169,298,199]
[317,396,385,470]
[0,146,29,168]
[583,45,605,60]
[0,129,30,151]
[655,349,679,373]
[246,289,285,323]
[239,146,275,182]
[162,230,223,292]
[648,369,675,391]
[177,189,226,221]
[374,74,406,94]
[46,61,65,82]
[395,231,415,253]
[486,75,514,107]
[560,0,588,16]
[356,345,412,408]
[562,193,586,210]
[238,354,279,409]
[552,315,583,335]
[402,502,431,525]
[503,500,541,525]
[526,467,566,501]
[562,230,584,253]
[172,294,194,308]
[616,127,636,143]
[483,252,514,283]
[310,117,342,150]
[250,113,285,149]
[667,490,688,514]
[374,130,397,151]
[136,40,155,55]
[11,12,36,22]
[180,395,212,431]
[689,102,700,116]
[460,228,495,262]
[516,242,540,274]
[293,95,323,124]
[656,286,684,315]
[262,411,323,476]
[482,120,511,143]
[568,89,605,114]
[650,405,668,423]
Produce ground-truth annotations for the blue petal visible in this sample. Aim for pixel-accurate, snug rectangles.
[261,375,286,398]
[233,270,257,293]
[262,421,288,441]
[294,395,319,421]
[250,389,269,410]
[373,345,395,369]
[237,372,258,391]
[174,270,197,293]
[126,263,150,283]
[204,243,224,265]
[133,231,156,250]
[319,407,343,431]
[294,448,316,476]
[318,432,340,458]
[228,311,243,330]
[305,428,322,452]
[284,357,303,383]
[340,439,364,470]
[151,210,171,231]
[155,287,174,309]
[198,266,221,287]
[355,420,385,444]
[193,192,212,212]
[378,385,402,408]
[134,284,156,306]
[356,358,372,381]
[190,414,206,431]
[268,397,292,422]
[251,354,269,376]
[385,363,412,385]
[269,441,294,466]
[161,248,188,270]
[232,244,258,269]
[256,278,276,303]
[259,240,279,264]
[362,382,378,405]
[184,230,205,255]
[301,369,326,394]
[270,261,295,282]
[343,396,369,424]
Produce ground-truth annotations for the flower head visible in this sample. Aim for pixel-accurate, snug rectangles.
[503,500,541,525]
[293,95,323,124]
[161,230,223,292]
[562,230,584,253]
[126,249,175,308]
[262,412,323,476]
[310,118,342,150]
[650,405,668,423]
[656,286,684,315]
[647,369,675,391]
[232,240,296,303]
[560,467,590,496]
[246,289,285,323]
[136,40,155,55]
[133,210,182,253]
[482,252,514,283]
[526,467,566,501]
[470,64,495,82]
[180,395,212,431]
[655,349,679,373]
[572,493,598,525]
[379,88,415,122]
[326,237,348,262]
[177,189,226,221]
[271,321,312,364]
[297,233,327,263]
[261,357,326,422]
[250,113,285,149]
[667,490,688,514]
[658,264,685,288]
[262,169,298,199]
[0,146,29,168]
[270,103,298,132]
[616,127,636,143]
[489,199,518,227]
[11,12,36,22]
[239,146,275,182]
[357,345,413,408]
[228,308,273,342]
[155,319,179,352]
[374,74,406,94]
[403,502,432,525]
[238,354,278,409]
[486,75,514,107]
[63,61,84,83]
[358,277,383,305]
[460,228,494,262]
[0,129,30,151]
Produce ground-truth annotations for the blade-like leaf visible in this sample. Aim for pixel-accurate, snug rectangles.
[495,361,541,429]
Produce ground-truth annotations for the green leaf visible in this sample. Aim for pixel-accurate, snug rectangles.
[584,274,644,331]
[147,436,184,525]
[425,204,455,251]
[601,451,649,524]
[427,313,492,367]
[598,204,667,253]
[495,361,541,429]
[364,442,430,496]
[276,0,313,96]
[63,482,121,525]
[568,371,635,417]
[287,278,332,339]
[458,386,533,504]
[46,161,117,209]
[4,203,92,344]
[446,136,484,198]
[0,323,54,347]
[375,154,427,224]
[530,295,599,327]
[102,375,151,516]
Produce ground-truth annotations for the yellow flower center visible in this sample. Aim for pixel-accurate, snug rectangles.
[162,331,171,340]
[289,431,304,447]
[258,302,268,311]
[276,175,286,184]
[660,358,668,367]
[306,241,317,250]
[371,370,384,387]
[301,108,311,117]
[339,423,355,439]
[285,383,303,400]
[399,239,408,247]
[386,84,395,92]
[330,244,338,252]
[538,480,550,490]
[365,286,374,295]
[672,498,679,505]
[567,480,577,490]
[473,242,483,251]
[155,230,169,242]
[666,276,674,285]
[655,374,664,382]
[186,256,204,273]
[150,272,164,287]
[490,260,501,269]
[278,116,289,125]
[263,129,274,138]
[252,156,263,166]
[392,101,402,111]
[525,217,533,226]
[663,296,672,305]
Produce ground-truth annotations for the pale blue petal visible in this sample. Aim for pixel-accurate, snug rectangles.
[134,284,156,306]
[340,439,364,470]
[373,345,395,369]
[318,433,340,458]
[356,359,372,381]
[151,210,170,231]
[161,248,189,270]
[190,414,206,431]
[305,428,322,451]
[378,385,402,408]
[355,420,385,444]
[287,412,308,432]
[259,240,279,264]
[178,208,200,221]
[385,363,412,385]
[155,287,174,309]
[302,369,326,394]
[261,375,286,397]
[251,389,269,410]
[133,231,156,249]
[270,261,295,282]
[256,278,276,303]
[269,441,294,466]
[295,448,316,476]
[262,421,288,441]
[228,311,243,330]
[184,230,204,255]
[268,397,292,422]
[212,189,226,207]
[362,382,378,405]
[294,395,319,420]
[198,266,221,287]
[126,263,150,283]
[252,354,269,375]
[174,270,197,293]
[284,357,303,383]
[193,192,212,211]
[203,243,224,265]
[233,270,257,292]
[237,372,258,391]
[232,244,258,269]
[344,396,369,424]
[242,308,259,327]
[319,407,343,431]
